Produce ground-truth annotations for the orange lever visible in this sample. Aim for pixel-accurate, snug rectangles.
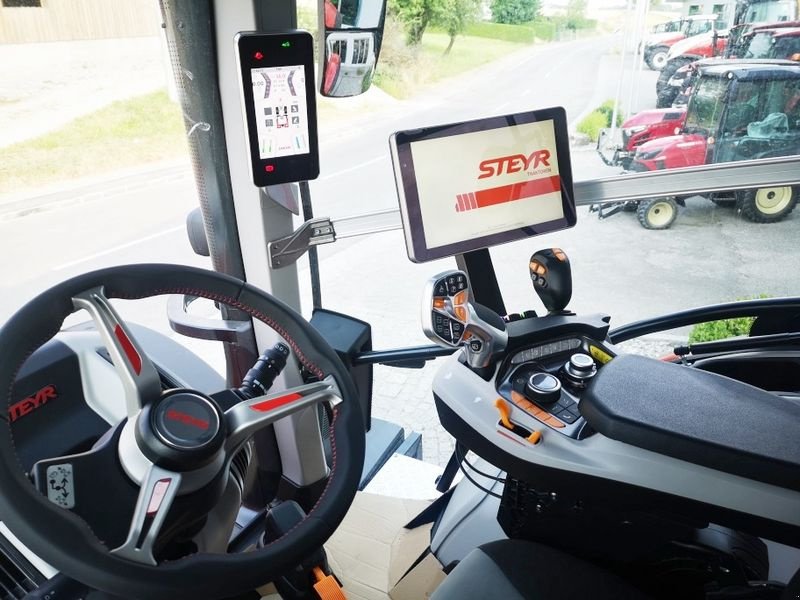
[313,566,347,600]
[494,398,513,430]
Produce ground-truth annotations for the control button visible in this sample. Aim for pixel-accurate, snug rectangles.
[451,320,465,340]
[469,339,483,352]
[554,409,578,425]
[525,372,562,404]
[555,396,574,411]
[454,306,467,322]
[453,290,468,307]
[543,415,566,429]
[433,297,446,310]
[435,281,448,296]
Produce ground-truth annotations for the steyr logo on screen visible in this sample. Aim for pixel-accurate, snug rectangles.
[478,150,551,179]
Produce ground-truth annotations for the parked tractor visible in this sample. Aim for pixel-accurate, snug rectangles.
[594,62,800,229]
[643,14,722,70]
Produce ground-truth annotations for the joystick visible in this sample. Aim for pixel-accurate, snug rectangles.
[422,270,507,369]
[529,248,572,314]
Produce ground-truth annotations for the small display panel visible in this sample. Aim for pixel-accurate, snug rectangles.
[390,108,576,263]
[250,65,310,159]
[236,32,319,187]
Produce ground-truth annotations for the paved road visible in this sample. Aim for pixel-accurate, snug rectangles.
[2,35,798,464]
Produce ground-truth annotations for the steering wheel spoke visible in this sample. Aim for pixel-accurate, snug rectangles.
[112,465,182,566]
[72,287,162,417]
[224,377,342,453]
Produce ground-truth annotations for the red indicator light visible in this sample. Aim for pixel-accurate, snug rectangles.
[265,165,275,172]
[254,51,264,60]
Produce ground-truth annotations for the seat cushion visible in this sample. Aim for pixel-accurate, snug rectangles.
[431,540,651,600]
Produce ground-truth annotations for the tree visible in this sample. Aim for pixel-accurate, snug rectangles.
[439,0,482,54]
[391,0,444,45]
[490,0,539,25]
[565,0,587,30]
[391,0,480,49]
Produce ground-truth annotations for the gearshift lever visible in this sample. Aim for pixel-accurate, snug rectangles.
[530,248,572,314]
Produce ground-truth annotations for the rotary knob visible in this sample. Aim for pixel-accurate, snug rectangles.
[525,372,562,404]
[563,353,597,385]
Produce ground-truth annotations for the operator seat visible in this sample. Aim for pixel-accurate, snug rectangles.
[431,540,652,600]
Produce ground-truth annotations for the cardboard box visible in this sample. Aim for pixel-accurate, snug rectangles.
[324,492,446,600]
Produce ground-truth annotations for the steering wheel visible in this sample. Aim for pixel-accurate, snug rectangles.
[0,264,365,599]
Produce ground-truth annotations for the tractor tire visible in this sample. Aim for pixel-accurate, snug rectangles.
[646,46,669,71]
[637,198,678,229]
[656,57,690,94]
[656,88,677,108]
[736,186,798,223]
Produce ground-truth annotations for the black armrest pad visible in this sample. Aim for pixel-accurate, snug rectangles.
[581,354,800,491]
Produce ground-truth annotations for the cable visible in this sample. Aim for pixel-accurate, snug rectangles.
[455,443,507,484]
[453,444,503,499]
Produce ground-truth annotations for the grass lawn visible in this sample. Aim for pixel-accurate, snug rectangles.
[374,32,526,99]
[0,90,186,195]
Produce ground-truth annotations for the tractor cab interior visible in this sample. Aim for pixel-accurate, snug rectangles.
[0,1,799,599]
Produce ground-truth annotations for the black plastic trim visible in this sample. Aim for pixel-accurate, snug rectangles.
[580,354,800,492]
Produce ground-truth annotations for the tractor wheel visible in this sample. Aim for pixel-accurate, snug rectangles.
[656,88,677,108]
[736,186,798,223]
[656,57,690,93]
[646,47,669,71]
[637,198,678,229]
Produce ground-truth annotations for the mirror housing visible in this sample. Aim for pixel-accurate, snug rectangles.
[318,0,387,97]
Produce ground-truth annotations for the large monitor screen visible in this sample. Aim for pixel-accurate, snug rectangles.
[390,108,576,263]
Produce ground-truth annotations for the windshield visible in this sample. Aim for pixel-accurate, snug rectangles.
[771,34,800,57]
[684,76,728,133]
[686,19,714,36]
[2,1,799,469]
[743,31,777,58]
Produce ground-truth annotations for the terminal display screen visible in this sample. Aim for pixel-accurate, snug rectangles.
[250,65,310,159]
[236,32,319,187]
[391,108,576,263]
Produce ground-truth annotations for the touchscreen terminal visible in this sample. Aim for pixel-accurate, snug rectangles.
[390,108,576,263]
[235,32,319,186]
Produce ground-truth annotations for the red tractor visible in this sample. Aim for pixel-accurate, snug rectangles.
[643,14,723,70]
[658,21,800,107]
[596,108,687,170]
[594,62,800,229]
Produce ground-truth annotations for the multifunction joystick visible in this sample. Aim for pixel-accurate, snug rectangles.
[423,270,507,369]
[530,248,572,314]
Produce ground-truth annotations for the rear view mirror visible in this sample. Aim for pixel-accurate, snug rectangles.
[318,0,387,97]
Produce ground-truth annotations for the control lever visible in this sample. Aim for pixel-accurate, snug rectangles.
[422,270,507,369]
[530,248,572,314]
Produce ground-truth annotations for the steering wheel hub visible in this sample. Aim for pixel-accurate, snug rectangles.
[135,390,226,472]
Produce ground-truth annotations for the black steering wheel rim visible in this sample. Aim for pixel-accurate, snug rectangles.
[0,264,365,599]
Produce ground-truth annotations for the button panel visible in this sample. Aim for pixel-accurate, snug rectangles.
[429,272,470,346]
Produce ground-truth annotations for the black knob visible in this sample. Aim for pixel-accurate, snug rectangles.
[530,248,572,314]
[564,353,597,385]
[525,372,562,404]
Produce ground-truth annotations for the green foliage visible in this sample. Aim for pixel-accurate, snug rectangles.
[576,100,623,141]
[462,21,537,44]
[576,110,607,142]
[687,295,770,343]
[491,0,540,25]
[526,20,556,41]
[439,0,482,53]
[390,0,441,45]
[391,0,480,48]
[597,99,623,127]
[688,317,755,344]
[0,90,185,194]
